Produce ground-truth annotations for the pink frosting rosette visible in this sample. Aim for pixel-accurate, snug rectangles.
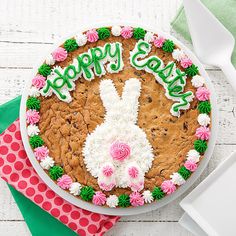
[92,191,106,206]
[26,109,40,124]
[57,175,73,189]
[52,47,68,62]
[129,192,144,207]
[110,141,131,161]
[32,75,46,89]
[184,160,197,172]
[121,26,133,39]
[195,126,210,140]
[161,180,176,195]
[153,36,165,48]
[196,87,210,101]
[102,165,114,177]
[180,57,193,68]
[86,29,99,43]
[128,166,139,178]
[34,146,49,161]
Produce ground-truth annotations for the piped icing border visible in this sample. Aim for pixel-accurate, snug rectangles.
[25,26,211,208]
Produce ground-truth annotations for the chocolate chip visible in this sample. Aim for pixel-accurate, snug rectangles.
[147,96,152,103]
[134,71,142,76]
[183,121,188,131]
[73,123,78,128]
[160,169,165,175]
[66,118,71,124]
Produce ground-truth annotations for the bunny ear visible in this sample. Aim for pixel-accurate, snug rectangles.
[122,78,141,122]
[99,79,120,112]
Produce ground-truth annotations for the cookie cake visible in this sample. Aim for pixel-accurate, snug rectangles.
[23,25,212,208]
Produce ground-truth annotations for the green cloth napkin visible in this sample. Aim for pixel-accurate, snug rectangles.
[171,0,236,67]
[0,96,77,236]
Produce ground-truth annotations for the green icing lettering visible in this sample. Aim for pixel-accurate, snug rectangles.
[42,69,73,100]
[90,47,106,76]
[158,63,175,83]
[172,92,193,113]
[130,40,193,116]
[42,42,123,101]
[105,43,122,72]
[78,53,94,80]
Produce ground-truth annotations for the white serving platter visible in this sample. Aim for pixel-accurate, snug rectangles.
[179,213,207,236]
[180,151,236,236]
[20,21,218,216]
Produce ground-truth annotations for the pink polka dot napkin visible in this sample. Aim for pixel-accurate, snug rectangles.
[0,119,120,235]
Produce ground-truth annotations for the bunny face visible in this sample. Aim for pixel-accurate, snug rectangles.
[82,78,154,191]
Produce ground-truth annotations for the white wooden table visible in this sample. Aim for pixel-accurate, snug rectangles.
[0,0,235,235]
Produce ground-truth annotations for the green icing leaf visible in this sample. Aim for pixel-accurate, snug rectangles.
[80,186,95,201]
[162,40,175,53]
[152,187,165,200]
[49,166,64,180]
[133,27,146,40]
[198,101,211,114]
[64,39,78,52]
[26,97,40,111]
[194,139,207,153]
[118,194,131,207]
[29,135,44,149]
[97,27,110,40]
[178,166,191,180]
[185,64,199,77]
[38,64,52,77]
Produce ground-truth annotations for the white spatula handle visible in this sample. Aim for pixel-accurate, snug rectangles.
[220,61,236,92]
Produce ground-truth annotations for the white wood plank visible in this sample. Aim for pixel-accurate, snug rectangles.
[0,0,182,37]
[0,181,24,221]
[107,222,193,236]
[0,221,30,236]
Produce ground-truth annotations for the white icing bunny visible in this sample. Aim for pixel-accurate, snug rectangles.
[82,78,154,192]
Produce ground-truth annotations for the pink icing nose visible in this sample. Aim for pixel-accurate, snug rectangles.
[110,141,131,161]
